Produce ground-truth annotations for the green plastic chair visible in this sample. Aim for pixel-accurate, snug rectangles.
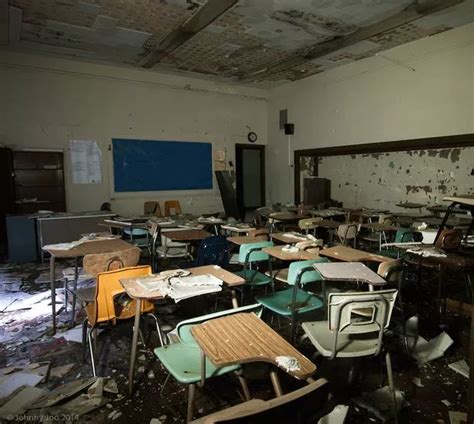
[235,241,274,302]
[256,259,327,343]
[154,304,262,422]
[379,228,415,258]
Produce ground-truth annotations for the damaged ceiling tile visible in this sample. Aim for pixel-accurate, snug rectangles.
[5,0,474,84]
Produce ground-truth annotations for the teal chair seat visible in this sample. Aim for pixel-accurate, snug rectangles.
[235,269,272,286]
[154,343,240,384]
[123,228,148,236]
[379,249,400,259]
[256,288,323,316]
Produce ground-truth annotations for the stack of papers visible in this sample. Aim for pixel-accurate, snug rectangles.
[282,232,309,241]
[136,271,222,302]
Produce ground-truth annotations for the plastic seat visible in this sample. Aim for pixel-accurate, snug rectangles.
[234,241,274,293]
[257,259,327,343]
[83,265,162,377]
[144,201,162,217]
[379,228,414,259]
[195,236,230,267]
[154,304,262,422]
[164,200,182,216]
[337,224,358,247]
[302,289,399,422]
[157,228,190,259]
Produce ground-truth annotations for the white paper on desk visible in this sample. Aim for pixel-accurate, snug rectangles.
[282,232,308,241]
[169,274,222,302]
[42,241,82,251]
[70,140,102,184]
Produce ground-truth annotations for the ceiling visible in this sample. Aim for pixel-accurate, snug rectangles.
[2,0,473,85]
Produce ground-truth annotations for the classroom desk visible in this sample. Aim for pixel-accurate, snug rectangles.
[271,232,311,244]
[121,265,245,395]
[43,237,132,333]
[359,223,399,250]
[263,246,319,261]
[320,245,391,263]
[191,312,316,396]
[315,220,341,229]
[221,224,256,234]
[313,262,386,290]
[227,235,268,246]
[163,229,212,242]
[310,209,346,219]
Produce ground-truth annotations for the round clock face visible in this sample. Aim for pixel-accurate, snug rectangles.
[247,132,257,143]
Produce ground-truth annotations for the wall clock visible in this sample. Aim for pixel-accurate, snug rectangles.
[247,132,257,143]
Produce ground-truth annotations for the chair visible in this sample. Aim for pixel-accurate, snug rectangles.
[302,289,399,422]
[257,260,326,343]
[65,247,141,325]
[247,228,269,238]
[337,224,358,247]
[379,228,415,259]
[195,236,230,267]
[144,201,163,217]
[123,224,150,248]
[298,218,322,235]
[234,241,274,301]
[82,265,162,377]
[165,200,182,216]
[190,378,328,424]
[154,304,262,422]
[156,228,190,259]
[378,214,393,225]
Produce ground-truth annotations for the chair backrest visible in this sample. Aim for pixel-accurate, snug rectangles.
[287,258,328,286]
[144,201,162,217]
[378,214,393,225]
[394,228,414,244]
[327,289,397,357]
[377,260,402,284]
[89,265,153,326]
[434,228,462,250]
[177,304,263,347]
[238,241,273,263]
[164,200,182,216]
[191,378,328,424]
[196,236,230,267]
[247,228,269,238]
[337,224,358,244]
[298,218,321,232]
[83,247,140,278]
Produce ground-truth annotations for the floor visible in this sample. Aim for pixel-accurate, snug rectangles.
[0,255,470,423]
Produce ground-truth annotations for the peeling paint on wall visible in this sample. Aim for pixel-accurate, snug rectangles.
[318,147,473,210]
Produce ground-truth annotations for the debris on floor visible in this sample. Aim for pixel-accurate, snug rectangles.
[410,331,453,366]
[353,386,405,422]
[0,386,46,418]
[318,404,349,424]
[448,410,468,424]
[447,359,469,379]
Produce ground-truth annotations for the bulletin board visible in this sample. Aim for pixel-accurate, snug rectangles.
[112,138,213,192]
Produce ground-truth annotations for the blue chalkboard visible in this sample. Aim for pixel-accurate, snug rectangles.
[112,139,213,192]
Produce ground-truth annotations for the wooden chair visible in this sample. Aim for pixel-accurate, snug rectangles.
[144,201,163,217]
[190,378,328,424]
[82,265,161,376]
[298,218,322,235]
[165,200,182,216]
[247,228,269,238]
[66,247,141,325]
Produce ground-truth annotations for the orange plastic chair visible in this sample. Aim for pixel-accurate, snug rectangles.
[144,201,163,217]
[164,200,182,216]
[83,265,162,376]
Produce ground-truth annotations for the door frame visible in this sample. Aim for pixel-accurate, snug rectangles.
[235,144,266,213]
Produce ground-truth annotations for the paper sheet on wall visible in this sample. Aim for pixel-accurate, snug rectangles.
[70,140,102,184]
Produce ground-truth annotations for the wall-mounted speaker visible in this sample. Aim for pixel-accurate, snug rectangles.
[284,123,295,135]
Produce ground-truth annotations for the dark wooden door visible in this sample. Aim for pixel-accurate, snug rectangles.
[0,148,15,256]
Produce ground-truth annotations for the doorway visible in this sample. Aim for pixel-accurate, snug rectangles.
[235,144,265,218]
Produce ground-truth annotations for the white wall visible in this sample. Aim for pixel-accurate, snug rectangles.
[0,51,268,215]
[267,23,474,204]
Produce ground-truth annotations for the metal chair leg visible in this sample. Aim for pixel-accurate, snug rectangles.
[235,371,251,401]
[187,384,196,422]
[147,313,165,347]
[87,327,97,377]
[159,372,171,398]
[385,352,398,424]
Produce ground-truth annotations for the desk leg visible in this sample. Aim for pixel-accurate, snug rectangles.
[230,289,239,309]
[128,298,142,395]
[50,255,56,334]
[70,257,79,326]
[269,370,283,397]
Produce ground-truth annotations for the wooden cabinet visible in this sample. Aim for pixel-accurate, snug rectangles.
[13,151,66,214]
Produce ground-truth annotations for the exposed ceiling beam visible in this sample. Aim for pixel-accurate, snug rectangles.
[239,0,464,82]
[0,0,9,46]
[138,0,238,69]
